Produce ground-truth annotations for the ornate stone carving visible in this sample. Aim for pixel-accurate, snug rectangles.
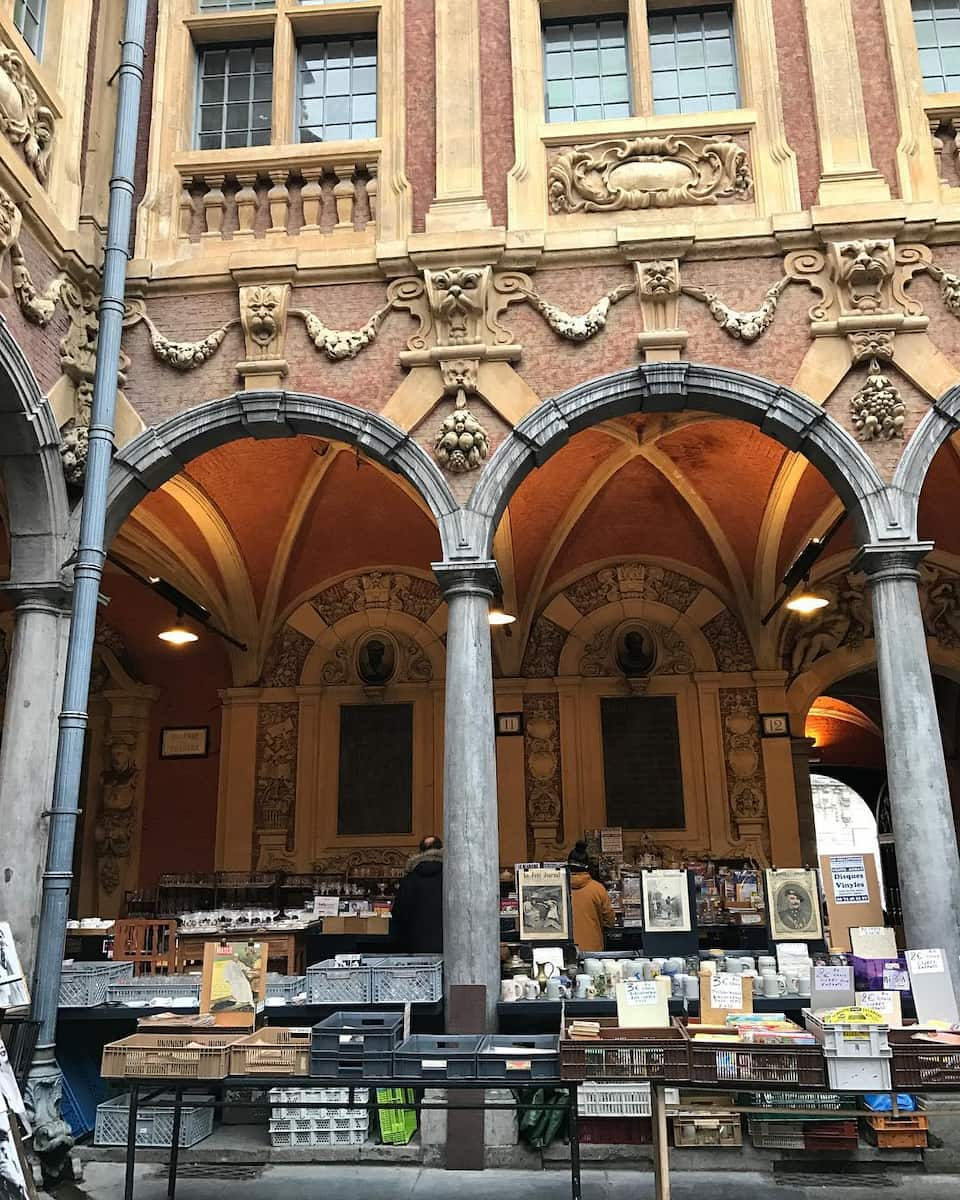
[23,1062,74,1176]
[786,241,930,333]
[524,281,634,342]
[433,399,489,473]
[682,276,788,343]
[0,184,20,296]
[261,624,312,687]
[313,847,409,874]
[0,47,54,183]
[95,733,141,894]
[719,688,766,822]
[135,308,235,370]
[636,260,685,355]
[921,565,960,648]
[926,262,960,317]
[784,573,873,676]
[847,329,895,363]
[311,571,442,626]
[291,303,387,360]
[57,282,108,484]
[320,644,351,686]
[548,134,752,214]
[523,693,563,828]
[579,620,694,677]
[565,562,701,615]
[253,702,298,867]
[850,359,905,441]
[396,632,433,682]
[10,241,66,323]
[521,615,568,678]
[702,609,755,671]
[239,283,288,355]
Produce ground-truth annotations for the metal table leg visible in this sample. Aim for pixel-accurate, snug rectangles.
[568,1083,581,1200]
[167,1086,183,1200]
[651,1082,671,1200]
[123,1081,140,1200]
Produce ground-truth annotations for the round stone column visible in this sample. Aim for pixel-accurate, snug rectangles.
[433,560,500,1030]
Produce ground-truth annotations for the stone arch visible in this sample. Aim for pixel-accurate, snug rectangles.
[87,390,464,558]
[893,383,960,537]
[0,316,70,585]
[467,363,902,557]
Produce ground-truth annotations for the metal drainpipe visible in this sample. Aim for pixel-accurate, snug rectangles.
[25,0,147,1180]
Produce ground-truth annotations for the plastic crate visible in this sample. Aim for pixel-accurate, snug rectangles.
[310,1049,393,1080]
[265,975,307,1003]
[268,1122,366,1147]
[268,1085,368,1119]
[305,959,371,1004]
[804,1012,891,1058]
[560,1022,689,1082]
[221,1086,269,1125]
[578,1082,651,1118]
[370,956,443,1004]
[578,1117,651,1144]
[230,1027,311,1076]
[673,1114,742,1147]
[311,1012,404,1056]
[748,1118,806,1149]
[477,1035,559,1081]
[376,1088,417,1145]
[825,1055,891,1091]
[745,1090,853,1113]
[889,1029,960,1089]
[59,961,134,1007]
[106,976,201,1005]
[394,1034,483,1080]
[681,1022,825,1088]
[101,1034,240,1080]
[95,1094,213,1148]
[863,1113,928,1149]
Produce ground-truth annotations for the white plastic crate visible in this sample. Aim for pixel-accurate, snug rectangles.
[825,1055,892,1091]
[106,976,201,1005]
[267,1086,368,1120]
[60,962,134,1007]
[95,1094,213,1148]
[803,1012,891,1058]
[305,961,371,1004]
[578,1082,651,1118]
[265,975,307,1003]
[268,1121,366,1147]
[371,956,443,1004]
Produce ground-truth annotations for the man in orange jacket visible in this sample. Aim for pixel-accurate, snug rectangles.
[567,840,615,952]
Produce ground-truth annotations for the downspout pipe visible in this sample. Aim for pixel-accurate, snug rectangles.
[25,0,148,1178]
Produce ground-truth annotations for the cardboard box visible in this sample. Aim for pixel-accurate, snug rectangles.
[322,915,390,935]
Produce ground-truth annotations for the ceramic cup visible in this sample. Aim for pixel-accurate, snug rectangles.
[618,959,635,980]
[500,979,520,1003]
[725,957,743,975]
[672,974,686,998]
[584,958,603,977]
[575,974,595,1000]
[758,956,776,973]
[513,974,531,997]
[668,957,685,974]
[545,977,562,1001]
[524,979,540,1001]
[642,961,657,981]
[684,974,700,1000]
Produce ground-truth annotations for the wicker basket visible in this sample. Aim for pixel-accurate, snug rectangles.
[101,1034,241,1080]
[560,1019,689,1081]
[680,1021,825,1088]
[229,1027,311,1077]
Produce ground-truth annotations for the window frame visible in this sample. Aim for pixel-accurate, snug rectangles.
[911,0,960,95]
[193,39,275,152]
[13,0,47,58]
[646,3,741,117]
[541,14,634,125]
[197,0,276,11]
[295,30,379,144]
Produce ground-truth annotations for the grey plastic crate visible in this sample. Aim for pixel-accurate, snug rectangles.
[59,961,134,1008]
[309,1050,393,1080]
[105,976,201,1005]
[305,960,371,1004]
[477,1035,560,1081]
[370,956,443,1004]
[312,1012,404,1057]
[265,974,307,1003]
[394,1035,483,1081]
[95,1094,213,1148]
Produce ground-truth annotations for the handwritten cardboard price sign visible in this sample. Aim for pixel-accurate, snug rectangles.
[711,972,747,1011]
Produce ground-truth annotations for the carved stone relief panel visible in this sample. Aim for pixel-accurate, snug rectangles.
[782,572,873,676]
[310,572,442,626]
[719,688,767,832]
[238,282,290,384]
[319,629,434,687]
[548,135,753,214]
[95,733,142,896]
[253,702,299,868]
[261,625,313,687]
[0,46,54,183]
[701,610,755,671]
[578,620,695,678]
[564,562,701,616]
[523,693,564,834]
[521,616,568,678]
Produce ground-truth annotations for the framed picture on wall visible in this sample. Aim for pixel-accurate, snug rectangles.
[160,726,210,759]
[765,868,823,940]
[516,866,572,942]
[641,870,692,932]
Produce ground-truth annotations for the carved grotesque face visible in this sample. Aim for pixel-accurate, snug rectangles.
[432,269,484,343]
[642,261,678,295]
[248,287,280,345]
[108,741,132,773]
[832,239,895,311]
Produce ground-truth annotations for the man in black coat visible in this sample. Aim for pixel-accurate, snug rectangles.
[390,835,443,953]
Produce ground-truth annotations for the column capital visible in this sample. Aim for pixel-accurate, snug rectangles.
[855,541,934,583]
[432,559,501,600]
[0,579,72,613]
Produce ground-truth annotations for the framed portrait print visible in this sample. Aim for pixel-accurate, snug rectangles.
[160,726,209,759]
[765,868,823,940]
[641,870,692,933]
[516,866,571,942]
[0,921,29,1010]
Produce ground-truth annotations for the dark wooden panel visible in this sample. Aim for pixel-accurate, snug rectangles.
[600,696,684,829]
[446,984,486,1171]
[337,703,413,836]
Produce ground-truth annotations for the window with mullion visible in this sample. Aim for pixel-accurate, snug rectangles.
[912,0,960,93]
[648,6,739,116]
[197,1,275,12]
[196,43,273,150]
[297,36,378,143]
[543,17,632,123]
[13,0,46,57]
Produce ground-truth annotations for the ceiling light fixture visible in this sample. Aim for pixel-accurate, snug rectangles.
[760,510,847,627]
[786,590,830,615]
[488,607,517,626]
[158,619,199,646]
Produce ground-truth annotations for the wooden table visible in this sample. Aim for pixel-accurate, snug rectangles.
[175,924,320,973]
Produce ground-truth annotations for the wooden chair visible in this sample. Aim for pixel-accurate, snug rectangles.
[112,919,178,976]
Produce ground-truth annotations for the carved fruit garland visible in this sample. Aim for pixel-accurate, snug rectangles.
[850,358,905,442]
[291,304,389,361]
[682,276,789,343]
[433,394,490,474]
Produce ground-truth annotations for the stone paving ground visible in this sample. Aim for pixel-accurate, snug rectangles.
[57,1164,960,1200]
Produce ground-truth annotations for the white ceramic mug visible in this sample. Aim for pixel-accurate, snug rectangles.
[618,959,635,980]
[758,956,776,973]
[642,961,656,981]
[684,974,700,1000]
[575,974,595,1000]
[500,978,520,1003]
[725,957,743,975]
[545,976,562,1001]
[584,958,603,977]
[513,974,531,997]
[524,979,540,1001]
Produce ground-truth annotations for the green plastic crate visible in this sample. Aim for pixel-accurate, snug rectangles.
[376,1088,417,1145]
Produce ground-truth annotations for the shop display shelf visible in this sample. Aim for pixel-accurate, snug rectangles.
[60,962,134,1008]
[673,1114,742,1147]
[95,1094,213,1148]
[889,1029,960,1089]
[101,1033,241,1080]
[680,1022,825,1088]
[476,1034,559,1081]
[393,1034,484,1080]
[578,1116,651,1144]
[229,1027,312,1077]
[863,1113,928,1148]
[578,1081,651,1118]
[560,1021,689,1082]
[803,1012,891,1058]
[105,976,201,1006]
[376,1087,418,1145]
[311,1011,405,1057]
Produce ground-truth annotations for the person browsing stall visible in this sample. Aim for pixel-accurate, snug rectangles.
[390,835,444,953]
[568,840,615,952]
